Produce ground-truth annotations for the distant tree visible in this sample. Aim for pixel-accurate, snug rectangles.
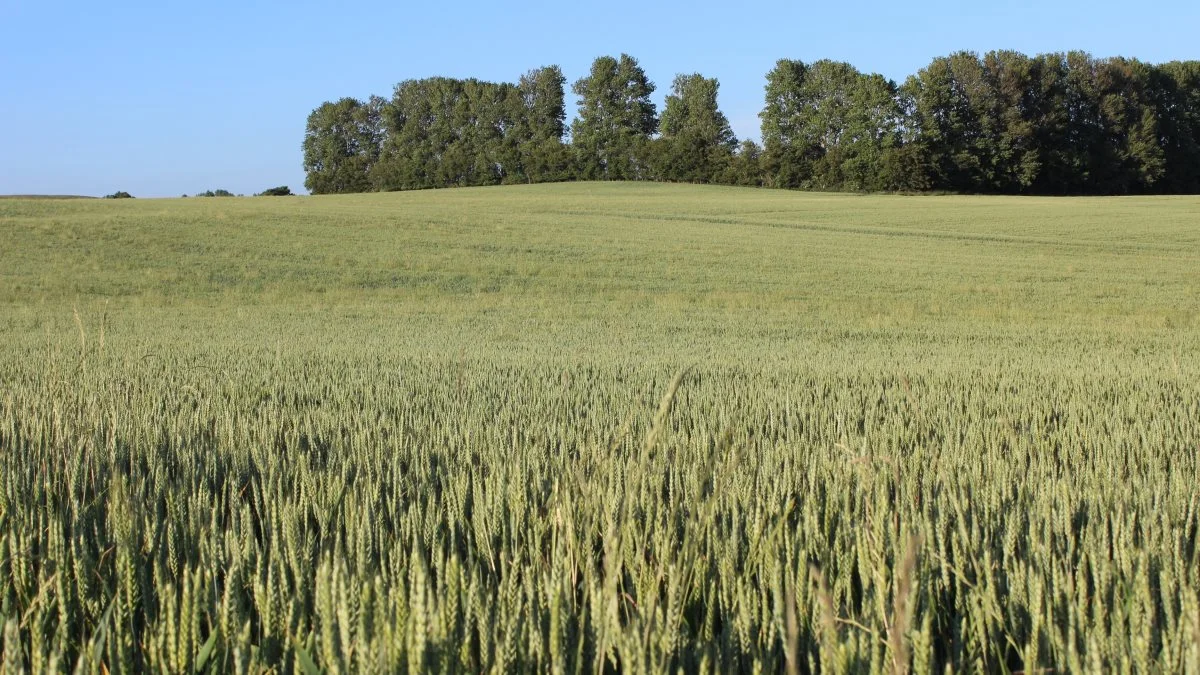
[976,50,1046,192]
[728,140,765,186]
[901,52,990,192]
[571,54,658,180]
[197,189,235,197]
[878,143,932,192]
[372,77,522,190]
[372,80,438,190]
[1021,53,1166,194]
[515,66,572,183]
[658,74,737,183]
[298,51,1199,195]
[761,59,902,191]
[801,61,901,191]
[457,79,520,186]
[1152,61,1200,193]
[1097,57,1165,193]
[903,51,1065,193]
[1025,52,1093,194]
[258,186,293,196]
[760,59,815,188]
[104,191,134,199]
[303,97,384,194]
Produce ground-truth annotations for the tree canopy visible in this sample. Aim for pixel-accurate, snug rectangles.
[658,74,737,183]
[304,51,1200,195]
[571,54,659,181]
[303,97,384,195]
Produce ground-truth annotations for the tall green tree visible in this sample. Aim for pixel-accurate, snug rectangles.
[371,80,432,190]
[373,77,522,190]
[905,50,1056,193]
[977,50,1045,192]
[1026,51,1098,194]
[302,97,384,194]
[760,59,815,188]
[571,54,658,180]
[303,51,1199,195]
[516,66,572,183]
[761,60,901,190]
[807,62,901,191]
[1032,54,1166,194]
[1095,57,1165,193]
[452,78,520,186]
[1152,61,1200,193]
[658,74,737,183]
[372,78,451,190]
[901,52,990,192]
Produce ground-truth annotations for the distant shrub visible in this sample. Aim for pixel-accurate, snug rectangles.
[198,189,235,197]
[104,191,134,199]
[258,186,293,196]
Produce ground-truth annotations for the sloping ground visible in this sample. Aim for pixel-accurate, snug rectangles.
[2,182,1197,330]
[1,183,1198,672]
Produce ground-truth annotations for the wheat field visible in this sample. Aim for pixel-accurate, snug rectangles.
[1,183,1198,672]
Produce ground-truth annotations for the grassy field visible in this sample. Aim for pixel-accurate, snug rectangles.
[1,182,1198,672]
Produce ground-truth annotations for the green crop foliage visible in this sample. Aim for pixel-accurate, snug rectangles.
[1,182,1198,672]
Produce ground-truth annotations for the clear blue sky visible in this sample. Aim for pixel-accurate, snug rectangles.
[2,0,1197,197]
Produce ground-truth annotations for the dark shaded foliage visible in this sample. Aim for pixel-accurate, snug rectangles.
[305,52,1200,195]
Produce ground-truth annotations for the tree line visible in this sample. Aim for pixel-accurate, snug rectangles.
[303,51,1200,195]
